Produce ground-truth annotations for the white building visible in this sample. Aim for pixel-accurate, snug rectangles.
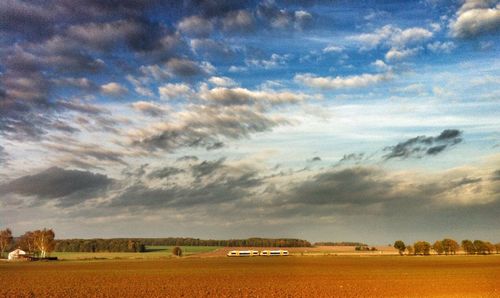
[8,249,27,260]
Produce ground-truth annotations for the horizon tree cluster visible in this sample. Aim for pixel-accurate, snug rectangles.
[394,238,499,256]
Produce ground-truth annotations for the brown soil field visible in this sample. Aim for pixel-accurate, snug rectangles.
[1,255,499,297]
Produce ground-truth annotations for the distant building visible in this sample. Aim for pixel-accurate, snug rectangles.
[8,249,27,260]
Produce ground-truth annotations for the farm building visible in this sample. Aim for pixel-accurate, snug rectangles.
[8,249,27,260]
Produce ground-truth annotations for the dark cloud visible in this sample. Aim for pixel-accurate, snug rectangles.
[130,106,287,152]
[57,100,107,115]
[111,168,261,208]
[0,0,182,141]
[206,141,224,150]
[257,1,313,30]
[177,155,199,162]
[384,129,463,160]
[66,19,164,53]
[309,156,321,162]
[0,167,112,206]
[148,166,185,179]
[190,38,236,59]
[45,141,128,165]
[0,145,9,165]
[285,167,396,205]
[184,0,247,18]
[339,153,364,163]
[426,144,447,155]
[221,9,255,33]
[491,170,500,181]
[191,158,226,178]
[166,58,208,77]
[52,120,80,134]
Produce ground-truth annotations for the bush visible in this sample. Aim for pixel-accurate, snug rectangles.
[172,246,182,257]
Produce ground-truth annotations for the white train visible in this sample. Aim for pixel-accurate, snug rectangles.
[227,249,289,257]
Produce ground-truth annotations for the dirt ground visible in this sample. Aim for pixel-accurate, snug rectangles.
[1,255,499,297]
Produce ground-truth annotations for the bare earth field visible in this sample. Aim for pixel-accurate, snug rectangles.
[1,255,499,297]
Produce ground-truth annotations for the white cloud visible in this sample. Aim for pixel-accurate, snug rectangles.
[100,82,128,96]
[139,65,172,81]
[294,10,313,30]
[350,25,433,50]
[222,10,254,32]
[385,47,420,61]
[449,1,500,38]
[433,86,454,97]
[427,41,456,53]
[391,27,433,46]
[322,45,343,53]
[208,76,237,87]
[158,83,193,100]
[177,15,213,37]
[199,86,313,106]
[228,65,248,72]
[246,53,290,69]
[295,72,392,89]
[131,101,169,117]
[350,25,394,50]
[371,59,391,71]
[393,83,427,95]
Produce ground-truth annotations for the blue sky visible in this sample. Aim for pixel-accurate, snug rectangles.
[0,0,499,244]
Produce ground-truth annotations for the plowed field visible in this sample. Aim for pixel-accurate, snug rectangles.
[1,256,499,297]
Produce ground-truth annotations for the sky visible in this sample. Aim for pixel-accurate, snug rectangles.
[0,0,499,244]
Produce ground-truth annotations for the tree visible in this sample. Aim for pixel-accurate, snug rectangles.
[18,231,36,254]
[461,240,475,255]
[33,229,56,258]
[484,241,495,254]
[0,228,13,258]
[393,240,406,256]
[495,243,500,254]
[406,245,414,255]
[442,238,459,255]
[172,246,182,257]
[473,240,487,254]
[432,240,444,255]
[413,241,431,255]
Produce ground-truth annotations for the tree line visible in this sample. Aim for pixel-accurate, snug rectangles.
[0,228,56,258]
[55,237,311,252]
[394,238,500,255]
[314,242,367,246]
[1,228,312,254]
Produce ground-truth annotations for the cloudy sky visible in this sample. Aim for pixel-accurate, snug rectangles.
[0,0,499,244]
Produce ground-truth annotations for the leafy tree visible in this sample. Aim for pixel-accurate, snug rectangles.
[172,246,182,257]
[33,229,56,258]
[413,241,431,255]
[461,240,475,255]
[0,228,13,258]
[495,243,500,254]
[18,231,36,254]
[484,241,495,254]
[442,238,459,255]
[473,240,488,254]
[432,240,444,255]
[393,240,406,256]
[406,245,414,255]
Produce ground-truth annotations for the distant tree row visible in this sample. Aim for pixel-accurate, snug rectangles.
[355,246,377,251]
[55,239,146,253]
[315,242,367,247]
[0,228,56,258]
[53,237,311,252]
[394,239,500,256]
